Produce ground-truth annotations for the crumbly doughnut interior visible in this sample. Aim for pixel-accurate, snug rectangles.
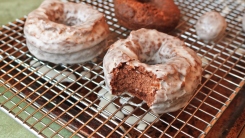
[111,64,159,106]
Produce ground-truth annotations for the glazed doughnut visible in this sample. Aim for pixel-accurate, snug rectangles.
[196,11,227,42]
[113,0,180,32]
[103,28,202,114]
[24,0,110,64]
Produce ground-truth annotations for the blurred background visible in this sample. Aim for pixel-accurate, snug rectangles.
[0,0,43,25]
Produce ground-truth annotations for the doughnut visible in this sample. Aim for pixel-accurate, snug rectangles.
[103,28,202,114]
[196,11,227,42]
[24,0,110,64]
[113,0,180,32]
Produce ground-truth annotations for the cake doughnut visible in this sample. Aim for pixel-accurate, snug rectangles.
[24,0,110,64]
[103,28,202,114]
[196,11,227,42]
[113,0,180,32]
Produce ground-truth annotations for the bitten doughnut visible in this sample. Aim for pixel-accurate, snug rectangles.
[24,0,110,64]
[196,11,227,42]
[113,0,180,32]
[103,28,202,114]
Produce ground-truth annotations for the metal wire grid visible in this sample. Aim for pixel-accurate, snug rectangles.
[0,0,245,137]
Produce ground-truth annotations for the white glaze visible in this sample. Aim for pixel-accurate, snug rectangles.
[103,29,202,114]
[30,60,41,67]
[104,92,114,100]
[119,97,131,105]
[94,65,101,70]
[204,74,211,79]
[235,48,245,55]
[97,98,111,117]
[81,71,91,80]
[98,98,110,107]
[97,88,124,119]
[96,87,162,131]
[98,98,124,119]
[122,92,134,97]
[106,103,124,119]
[119,96,145,107]
[128,101,145,107]
[97,88,108,97]
[121,105,134,115]
[142,112,158,123]
[125,116,138,125]
[137,123,147,130]
[199,56,209,67]
[38,66,76,83]
[196,11,227,42]
[99,81,105,85]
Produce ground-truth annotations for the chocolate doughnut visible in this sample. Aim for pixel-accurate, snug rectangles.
[24,0,110,64]
[114,0,180,32]
[103,29,202,114]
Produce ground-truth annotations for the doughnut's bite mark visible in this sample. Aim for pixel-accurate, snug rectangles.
[111,63,159,106]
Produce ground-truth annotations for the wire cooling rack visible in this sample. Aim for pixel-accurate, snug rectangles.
[1,0,245,137]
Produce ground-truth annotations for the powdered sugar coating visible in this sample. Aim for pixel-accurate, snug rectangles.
[196,11,227,42]
[24,0,109,64]
[103,29,202,114]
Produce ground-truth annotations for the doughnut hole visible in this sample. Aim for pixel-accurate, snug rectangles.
[46,7,87,26]
[60,16,82,26]
[111,63,159,106]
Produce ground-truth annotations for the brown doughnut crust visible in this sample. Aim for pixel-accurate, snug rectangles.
[114,0,181,32]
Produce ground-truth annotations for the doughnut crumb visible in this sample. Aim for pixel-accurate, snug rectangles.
[111,63,159,106]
